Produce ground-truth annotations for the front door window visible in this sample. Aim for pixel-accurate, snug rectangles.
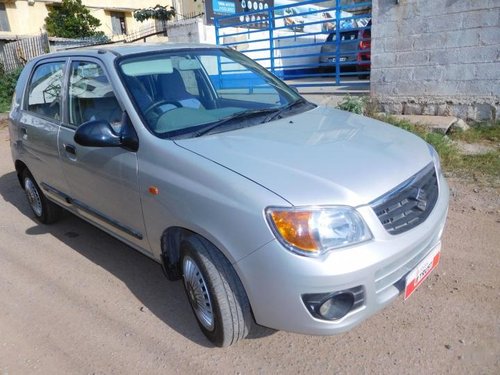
[68,61,122,127]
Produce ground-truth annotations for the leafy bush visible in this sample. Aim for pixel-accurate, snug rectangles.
[337,95,365,115]
[134,5,176,22]
[0,65,22,113]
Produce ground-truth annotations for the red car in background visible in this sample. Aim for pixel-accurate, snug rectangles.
[319,19,371,79]
[356,19,371,78]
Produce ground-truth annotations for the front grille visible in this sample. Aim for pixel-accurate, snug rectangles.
[370,163,439,235]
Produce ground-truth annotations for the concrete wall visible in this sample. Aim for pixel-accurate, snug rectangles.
[371,0,500,121]
[167,17,215,45]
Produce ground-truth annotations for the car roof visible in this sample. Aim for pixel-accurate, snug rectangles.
[34,42,223,60]
[90,42,221,56]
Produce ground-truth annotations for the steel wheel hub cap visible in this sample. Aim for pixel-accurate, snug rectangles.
[183,256,214,331]
[25,178,43,217]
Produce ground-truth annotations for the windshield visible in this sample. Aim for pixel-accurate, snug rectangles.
[117,48,310,138]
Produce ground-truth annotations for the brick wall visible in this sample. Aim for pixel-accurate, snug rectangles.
[371,0,500,121]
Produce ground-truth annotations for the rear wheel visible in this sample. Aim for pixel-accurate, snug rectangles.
[22,170,62,224]
[181,235,252,347]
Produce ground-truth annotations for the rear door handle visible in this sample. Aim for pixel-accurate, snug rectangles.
[64,144,76,155]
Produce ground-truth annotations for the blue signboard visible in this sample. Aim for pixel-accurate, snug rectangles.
[213,0,236,14]
[205,0,274,27]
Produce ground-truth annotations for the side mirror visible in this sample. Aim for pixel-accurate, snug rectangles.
[74,113,139,152]
[74,120,122,147]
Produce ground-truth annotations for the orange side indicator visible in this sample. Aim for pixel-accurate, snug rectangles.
[270,211,317,252]
[148,186,159,195]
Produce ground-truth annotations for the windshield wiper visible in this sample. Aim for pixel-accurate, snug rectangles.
[262,98,312,123]
[194,108,277,137]
[192,99,314,138]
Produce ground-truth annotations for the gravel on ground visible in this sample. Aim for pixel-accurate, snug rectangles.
[0,123,498,374]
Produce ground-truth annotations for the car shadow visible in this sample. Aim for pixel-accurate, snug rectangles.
[0,170,217,347]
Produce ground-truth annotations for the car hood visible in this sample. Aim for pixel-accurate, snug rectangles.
[175,106,433,207]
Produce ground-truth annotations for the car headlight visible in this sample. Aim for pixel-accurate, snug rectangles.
[428,144,442,175]
[266,206,373,257]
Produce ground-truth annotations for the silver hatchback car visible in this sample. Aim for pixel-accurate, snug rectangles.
[9,44,449,347]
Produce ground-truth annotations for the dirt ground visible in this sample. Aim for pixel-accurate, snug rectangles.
[0,123,499,374]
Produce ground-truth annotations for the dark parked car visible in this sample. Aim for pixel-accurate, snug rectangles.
[319,20,371,78]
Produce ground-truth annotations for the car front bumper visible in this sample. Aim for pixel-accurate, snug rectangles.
[235,174,449,335]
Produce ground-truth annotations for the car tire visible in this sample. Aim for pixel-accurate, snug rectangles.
[22,170,62,224]
[181,234,252,347]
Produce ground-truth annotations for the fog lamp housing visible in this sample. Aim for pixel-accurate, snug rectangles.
[319,293,354,320]
[302,286,364,321]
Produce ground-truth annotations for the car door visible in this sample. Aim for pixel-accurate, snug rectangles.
[15,59,70,207]
[57,58,149,253]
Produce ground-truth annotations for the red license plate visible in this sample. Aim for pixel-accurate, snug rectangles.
[404,243,441,300]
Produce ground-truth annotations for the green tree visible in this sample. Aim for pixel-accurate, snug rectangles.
[45,0,103,38]
[133,4,176,23]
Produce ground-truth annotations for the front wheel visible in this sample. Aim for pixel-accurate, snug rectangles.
[181,235,252,347]
[22,170,62,224]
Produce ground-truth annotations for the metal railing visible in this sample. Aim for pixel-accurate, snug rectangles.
[214,0,371,87]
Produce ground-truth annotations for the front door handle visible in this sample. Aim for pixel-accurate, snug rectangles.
[64,144,76,155]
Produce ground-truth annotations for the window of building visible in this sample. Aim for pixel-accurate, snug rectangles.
[111,12,127,35]
[0,3,11,32]
[26,61,65,120]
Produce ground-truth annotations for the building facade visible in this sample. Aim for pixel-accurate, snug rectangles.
[0,0,202,41]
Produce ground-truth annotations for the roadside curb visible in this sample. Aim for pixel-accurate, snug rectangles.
[383,114,470,134]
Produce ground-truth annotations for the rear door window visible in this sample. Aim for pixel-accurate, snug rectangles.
[26,61,65,121]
